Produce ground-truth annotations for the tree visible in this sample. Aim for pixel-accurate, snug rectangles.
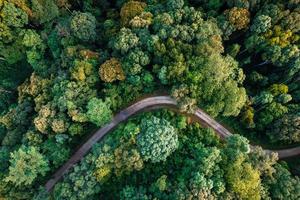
[240,104,255,128]
[42,139,70,168]
[86,97,113,127]
[267,114,300,143]
[244,34,266,53]
[266,164,300,200]
[52,80,97,123]
[166,0,184,10]
[70,12,96,42]
[99,58,125,82]
[224,136,262,200]
[70,60,98,84]
[114,141,144,177]
[253,91,274,105]
[21,29,48,75]
[277,94,292,104]
[31,0,59,24]
[129,12,153,29]
[34,103,70,134]
[269,84,289,96]
[5,146,49,186]
[1,2,28,28]
[22,29,43,48]
[281,9,300,33]
[257,102,288,130]
[120,186,149,200]
[120,1,147,27]
[247,71,269,87]
[226,7,250,30]
[249,146,278,177]
[53,163,100,200]
[0,22,13,43]
[225,134,251,159]
[264,26,298,48]
[113,28,140,54]
[122,49,150,75]
[137,116,178,163]
[10,0,33,18]
[188,54,247,117]
[250,15,272,34]
[0,147,10,174]
[225,155,262,200]
[256,4,287,25]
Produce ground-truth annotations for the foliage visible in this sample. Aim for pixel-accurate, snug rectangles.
[99,58,125,83]
[267,114,300,144]
[51,109,298,199]
[5,146,49,186]
[70,12,96,42]
[120,186,149,200]
[225,155,262,200]
[226,7,250,30]
[120,1,147,27]
[113,28,139,54]
[1,2,28,28]
[31,0,59,24]
[42,138,70,168]
[86,97,113,127]
[0,0,300,198]
[251,15,272,34]
[266,164,300,200]
[137,116,178,163]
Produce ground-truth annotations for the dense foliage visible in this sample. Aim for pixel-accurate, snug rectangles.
[53,111,300,200]
[137,115,178,163]
[0,0,299,199]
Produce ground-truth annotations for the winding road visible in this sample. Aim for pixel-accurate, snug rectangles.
[45,95,300,192]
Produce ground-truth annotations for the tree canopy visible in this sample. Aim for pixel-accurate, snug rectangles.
[0,0,300,199]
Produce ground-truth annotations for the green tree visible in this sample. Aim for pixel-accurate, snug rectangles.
[281,9,300,33]
[70,12,96,42]
[189,54,247,117]
[225,155,262,200]
[5,146,49,186]
[120,186,149,200]
[266,164,300,200]
[42,139,71,168]
[1,2,28,28]
[267,114,300,143]
[166,0,184,10]
[86,97,113,127]
[137,116,178,163]
[31,0,59,24]
[113,28,140,54]
[0,147,10,174]
[0,22,13,43]
[250,15,272,34]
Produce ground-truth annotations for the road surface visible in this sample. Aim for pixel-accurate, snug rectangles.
[45,95,300,192]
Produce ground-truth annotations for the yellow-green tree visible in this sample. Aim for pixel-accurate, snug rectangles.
[99,58,125,83]
[120,1,147,27]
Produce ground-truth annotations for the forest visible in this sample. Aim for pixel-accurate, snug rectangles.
[0,0,300,199]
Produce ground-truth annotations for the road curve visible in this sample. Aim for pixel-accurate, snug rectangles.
[45,95,300,192]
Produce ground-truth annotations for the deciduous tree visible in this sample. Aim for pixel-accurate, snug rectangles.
[5,146,49,186]
[99,58,125,82]
[137,116,178,163]
[70,12,96,42]
[86,97,113,127]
